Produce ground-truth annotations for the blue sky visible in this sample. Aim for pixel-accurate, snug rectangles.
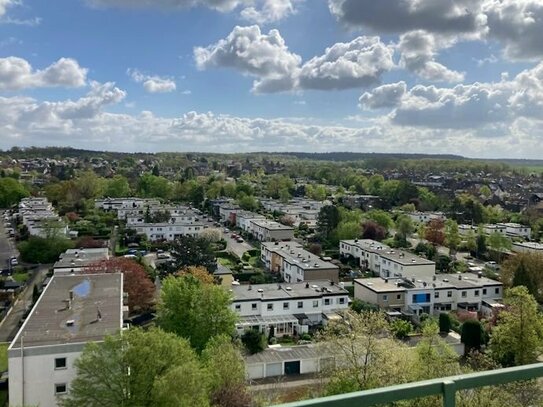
[1,0,543,158]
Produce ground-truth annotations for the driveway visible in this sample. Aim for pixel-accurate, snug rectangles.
[222,229,256,259]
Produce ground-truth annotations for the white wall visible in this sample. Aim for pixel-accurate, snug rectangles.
[9,349,81,407]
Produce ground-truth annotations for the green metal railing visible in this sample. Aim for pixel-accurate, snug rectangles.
[273,363,543,407]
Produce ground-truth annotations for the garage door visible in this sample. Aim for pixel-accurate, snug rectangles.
[266,362,282,377]
[284,360,301,375]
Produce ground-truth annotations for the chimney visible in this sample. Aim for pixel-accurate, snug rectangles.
[305,282,310,289]
[433,275,436,281]
[384,278,388,283]
[478,271,482,279]
[458,274,462,280]
[96,308,102,322]
[248,285,252,291]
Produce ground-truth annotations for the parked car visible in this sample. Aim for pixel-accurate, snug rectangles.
[231,233,238,238]
[10,257,18,267]
[223,228,230,233]
[236,237,244,243]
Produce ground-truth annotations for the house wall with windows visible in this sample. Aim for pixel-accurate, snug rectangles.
[134,222,205,241]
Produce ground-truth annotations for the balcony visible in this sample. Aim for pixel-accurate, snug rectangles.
[273,362,543,407]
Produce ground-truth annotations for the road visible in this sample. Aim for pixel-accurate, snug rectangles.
[222,229,255,258]
[0,211,17,271]
[0,264,49,342]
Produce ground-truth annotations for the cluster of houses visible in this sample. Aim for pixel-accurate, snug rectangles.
[95,198,214,242]
[18,197,69,238]
[340,239,503,318]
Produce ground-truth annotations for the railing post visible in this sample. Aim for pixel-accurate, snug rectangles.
[442,380,456,407]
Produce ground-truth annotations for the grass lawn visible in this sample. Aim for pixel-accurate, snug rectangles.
[218,257,237,268]
[12,272,29,284]
[0,343,8,372]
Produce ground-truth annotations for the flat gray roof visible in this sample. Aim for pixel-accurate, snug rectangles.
[232,280,347,301]
[251,219,294,231]
[262,242,338,271]
[53,248,109,269]
[354,278,405,292]
[10,273,123,349]
[245,345,325,364]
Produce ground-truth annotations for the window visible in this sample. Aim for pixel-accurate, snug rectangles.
[461,291,467,298]
[324,298,330,306]
[447,291,452,298]
[297,301,303,309]
[313,300,318,308]
[252,303,257,310]
[267,303,273,311]
[474,290,479,296]
[495,288,500,294]
[434,291,439,298]
[55,357,67,370]
[396,294,401,300]
[235,304,241,311]
[382,295,388,301]
[283,302,289,310]
[339,297,345,304]
[55,384,67,395]
[483,288,487,295]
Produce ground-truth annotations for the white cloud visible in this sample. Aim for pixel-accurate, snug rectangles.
[397,31,465,83]
[87,0,299,22]
[359,81,407,110]
[195,26,395,92]
[128,69,176,93]
[387,61,543,128]
[241,0,298,24]
[328,0,486,35]
[484,0,543,60]
[0,0,15,17]
[298,36,395,90]
[0,57,87,91]
[194,25,301,92]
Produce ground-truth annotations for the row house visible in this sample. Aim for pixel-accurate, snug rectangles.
[250,219,294,242]
[53,248,110,274]
[497,223,531,240]
[134,222,205,241]
[18,197,68,238]
[219,204,241,224]
[354,272,502,317]
[512,241,543,254]
[95,197,160,217]
[236,211,266,232]
[407,211,446,224]
[340,239,435,280]
[261,242,339,283]
[231,280,349,337]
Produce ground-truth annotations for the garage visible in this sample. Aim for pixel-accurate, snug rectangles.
[284,360,300,375]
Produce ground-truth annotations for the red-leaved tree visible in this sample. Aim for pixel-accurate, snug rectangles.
[86,258,155,314]
[425,219,445,246]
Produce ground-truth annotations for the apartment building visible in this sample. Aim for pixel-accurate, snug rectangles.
[407,211,446,224]
[231,280,349,337]
[8,273,124,407]
[354,273,502,317]
[95,198,160,219]
[261,242,339,283]
[512,241,543,254]
[133,221,205,241]
[236,210,266,232]
[497,223,531,240]
[340,239,435,280]
[250,219,294,242]
[18,197,67,238]
[53,248,110,274]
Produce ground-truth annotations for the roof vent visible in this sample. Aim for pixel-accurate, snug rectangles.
[66,320,75,327]
[248,285,252,291]
[257,288,264,293]
[314,263,320,268]
[286,287,292,291]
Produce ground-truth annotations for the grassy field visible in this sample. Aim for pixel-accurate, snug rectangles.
[0,343,8,372]
[12,272,29,284]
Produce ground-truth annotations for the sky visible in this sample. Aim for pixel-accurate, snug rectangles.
[1,0,543,158]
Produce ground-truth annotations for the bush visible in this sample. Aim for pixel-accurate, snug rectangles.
[18,236,75,264]
[439,313,451,333]
[300,333,312,341]
[390,319,413,339]
[461,319,484,354]
[242,329,266,354]
[351,299,379,313]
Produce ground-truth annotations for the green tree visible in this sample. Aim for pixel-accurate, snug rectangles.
[237,194,259,211]
[317,205,340,240]
[502,253,543,301]
[390,319,412,339]
[241,329,266,354]
[461,319,484,355]
[444,219,461,255]
[167,235,217,273]
[0,177,29,208]
[395,215,414,241]
[18,236,74,263]
[487,232,512,262]
[365,209,394,231]
[439,313,451,333]
[334,221,362,241]
[157,275,237,352]
[138,173,172,199]
[104,175,130,197]
[489,286,543,366]
[62,328,210,407]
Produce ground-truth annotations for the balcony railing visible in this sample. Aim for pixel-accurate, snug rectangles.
[273,362,543,407]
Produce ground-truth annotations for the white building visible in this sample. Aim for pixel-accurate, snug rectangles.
[95,198,160,219]
[354,273,503,317]
[8,273,124,407]
[512,241,543,254]
[340,239,435,280]
[235,211,265,232]
[407,211,446,224]
[483,224,507,236]
[497,223,531,240]
[18,197,67,238]
[250,219,294,242]
[53,248,110,274]
[133,221,205,241]
[231,280,348,337]
[261,242,339,283]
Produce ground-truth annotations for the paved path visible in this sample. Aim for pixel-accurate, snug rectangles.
[222,229,255,258]
[0,265,49,343]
